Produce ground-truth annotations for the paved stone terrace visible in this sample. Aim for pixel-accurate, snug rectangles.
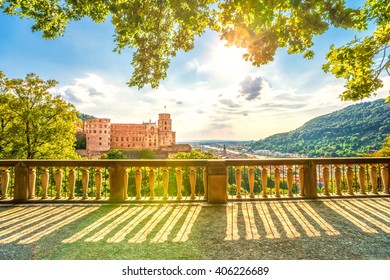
[0,198,389,259]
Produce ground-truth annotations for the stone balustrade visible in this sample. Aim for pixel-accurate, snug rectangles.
[0,158,389,203]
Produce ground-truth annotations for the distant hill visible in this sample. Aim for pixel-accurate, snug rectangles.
[247,99,390,157]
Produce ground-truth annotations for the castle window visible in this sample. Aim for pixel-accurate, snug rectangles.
[99,143,101,146]
[104,130,107,134]
[99,137,102,140]
[121,137,124,141]
[116,137,118,141]
[99,130,102,133]
[126,137,129,141]
[93,130,96,133]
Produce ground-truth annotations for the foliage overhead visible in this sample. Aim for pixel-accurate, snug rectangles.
[1,0,388,100]
[247,99,390,157]
[0,71,80,159]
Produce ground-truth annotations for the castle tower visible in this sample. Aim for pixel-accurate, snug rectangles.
[85,118,111,153]
[158,113,175,147]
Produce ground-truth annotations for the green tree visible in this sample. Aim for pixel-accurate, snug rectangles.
[1,0,387,100]
[174,149,217,159]
[101,149,126,159]
[139,148,156,159]
[373,135,390,156]
[0,71,79,159]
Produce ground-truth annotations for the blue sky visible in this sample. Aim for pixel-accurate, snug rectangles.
[1,1,389,141]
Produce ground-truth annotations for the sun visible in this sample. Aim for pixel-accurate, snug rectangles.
[209,40,251,76]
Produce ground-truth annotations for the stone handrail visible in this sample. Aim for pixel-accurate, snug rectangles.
[0,158,389,203]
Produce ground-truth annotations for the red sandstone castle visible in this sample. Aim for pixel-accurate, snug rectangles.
[85,113,190,157]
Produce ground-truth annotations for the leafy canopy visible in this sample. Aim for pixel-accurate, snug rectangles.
[1,0,388,100]
[0,71,80,159]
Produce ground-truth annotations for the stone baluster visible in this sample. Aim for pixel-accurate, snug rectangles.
[381,164,389,194]
[248,166,255,198]
[82,167,89,199]
[287,165,293,197]
[135,167,142,200]
[322,165,330,196]
[370,164,378,194]
[41,167,49,199]
[346,164,354,195]
[358,164,366,195]
[162,167,169,200]
[68,167,75,199]
[176,167,182,200]
[203,167,208,200]
[190,167,196,200]
[95,167,102,200]
[149,167,155,200]
[235,166,242,198]
[262,166,268,198]
[55,167,62,199]
[335,164,342,195]
[0,167,10,199]
[28,167,36,199]
[299,165,305,196]
[274,166,280,198]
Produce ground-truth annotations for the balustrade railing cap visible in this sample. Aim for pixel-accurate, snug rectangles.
[0,157,389,168]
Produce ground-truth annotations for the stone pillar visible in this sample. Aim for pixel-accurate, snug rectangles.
[287,165,293,197]
[299,165,305,196]
[207,161,227,203]
[274,166,281,198]
[335,164,342,196]
[203,168,208,200]
[323,165,330,196]
[55,167,63,199]
[109,166,127,202]
[358,164,366,195]
[190,167,196,200]
[370,164,378,194]
[248,166,255,198]
[28,167,36,199]
[68,167,76,199]
[176,167,183,200]
[235,166,242,198]
[135,167,142,200]
[95,167,102,200]
[41,167,49,199]
[162,167,169,200]
[381,164,389,194]
[14,165,29,202]
[261,166,268,198]
[82,167,89,200]
[346,164,354,195]
[149,167,155,200]
[303,161,318,199]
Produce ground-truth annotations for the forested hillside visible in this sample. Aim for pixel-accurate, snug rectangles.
[247,99,390,157]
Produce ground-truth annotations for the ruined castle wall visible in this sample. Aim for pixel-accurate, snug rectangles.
[85,118,111,152]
